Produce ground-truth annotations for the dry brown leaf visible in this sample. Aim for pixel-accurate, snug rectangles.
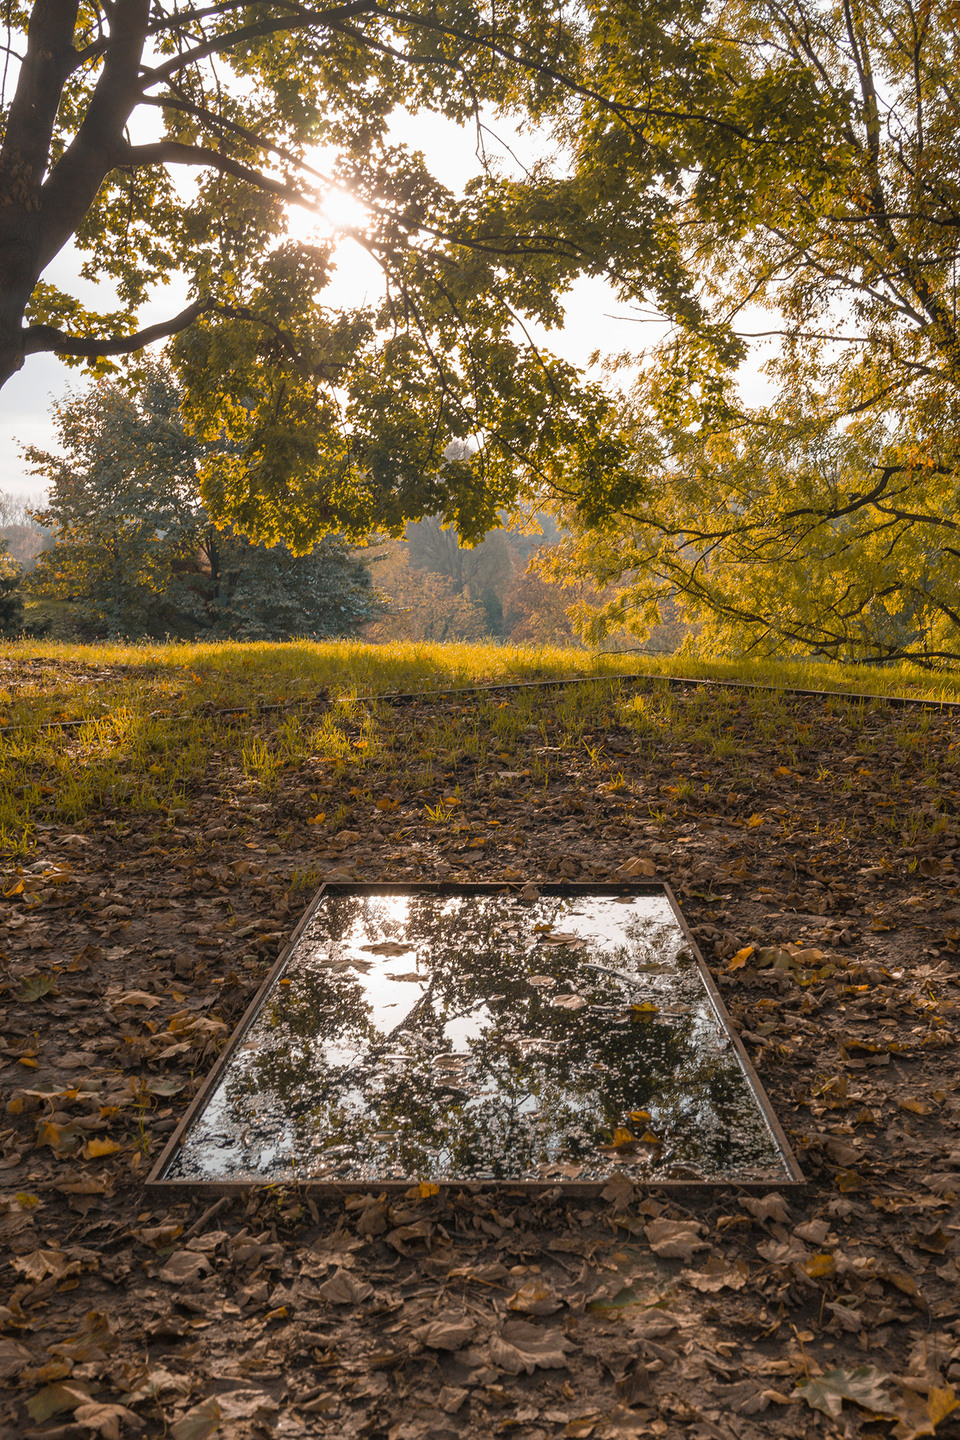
[550,993,587,1010]
[13,1248,79,1283]
[506,1281,563,1316]
[109,990,162,1009]
[411,1316,476,1350]
[157,1251,211,1286]
[681,1256,749,1292]
[0,1336,33,1379]
[315,1267,374,1304]
[644,1219,709,1261]
[73,1400,140,1440]
[741,1193,791,1225]
[487,1320,574,1375]
[170,1397,222,1440]
[620,856,656,877]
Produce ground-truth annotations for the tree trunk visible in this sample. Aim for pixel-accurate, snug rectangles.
[0,0,149,388]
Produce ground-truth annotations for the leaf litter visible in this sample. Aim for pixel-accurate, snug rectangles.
[1,661,960,1435]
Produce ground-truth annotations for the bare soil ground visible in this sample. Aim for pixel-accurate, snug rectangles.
[2,661,960,1440]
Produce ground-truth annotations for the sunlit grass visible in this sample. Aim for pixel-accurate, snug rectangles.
[2,635,959,859]
[3,634,960,729]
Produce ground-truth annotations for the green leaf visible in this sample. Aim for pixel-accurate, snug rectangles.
[17,974,58,1003]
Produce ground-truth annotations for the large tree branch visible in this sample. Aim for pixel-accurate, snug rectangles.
[23,297,218,357]
[123,140,297,201]
[141,7,355,87]
[22,295,322,370]
[122,136,595,268]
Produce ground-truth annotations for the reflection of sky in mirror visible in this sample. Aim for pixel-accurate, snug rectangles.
[165,889,794,1185]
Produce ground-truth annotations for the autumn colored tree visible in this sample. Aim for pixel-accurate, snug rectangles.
[556,0,960,664]
[365,541,487,643]
[1,0,708,552]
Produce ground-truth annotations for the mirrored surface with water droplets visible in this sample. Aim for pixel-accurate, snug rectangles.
[162,886,795,1184]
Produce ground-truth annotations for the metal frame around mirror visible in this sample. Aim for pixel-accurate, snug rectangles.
[148,883,802,1193]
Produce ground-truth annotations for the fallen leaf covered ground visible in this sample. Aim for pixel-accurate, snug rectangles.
[2,651,960,1440]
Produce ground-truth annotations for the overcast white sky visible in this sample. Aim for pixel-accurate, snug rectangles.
[0,107,774,501]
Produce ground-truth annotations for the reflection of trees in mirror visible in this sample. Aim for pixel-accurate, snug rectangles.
[167,892,789,1183]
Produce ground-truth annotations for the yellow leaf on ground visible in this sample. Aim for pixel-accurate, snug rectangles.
[747,814,765,827]
[83,1138,122,1160]
[801,1252,836,1279]
[899,1097,933,1115]
[728,946,755,971]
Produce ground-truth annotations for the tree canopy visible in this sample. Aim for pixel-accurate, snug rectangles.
[555,0,960,664]
[26,362,379,639]
[0,0,682,549]
[0,0,855,554]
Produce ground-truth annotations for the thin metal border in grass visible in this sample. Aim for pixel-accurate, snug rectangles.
[14,665,960,738]
[147,881,804,1197]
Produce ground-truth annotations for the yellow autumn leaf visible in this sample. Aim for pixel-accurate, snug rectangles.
[728,945,755,971]
[36,1121,74,1151]
[898,1097,933,1115]
[611,1128,636,1149]
[83,1138,122,1160]
[926,1387,959,1431]
[801,1253,836,1279]
[404,1181,439,1200]
[626,1110,651,1123]
[307,812,326,825]
[747,814,765,828]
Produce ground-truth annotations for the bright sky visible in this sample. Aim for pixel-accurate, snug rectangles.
[0,107,774,502]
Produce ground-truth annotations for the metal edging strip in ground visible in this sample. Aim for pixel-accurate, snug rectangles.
[349,671,960,712]
[146,880,805,1198]
[10,666,960,739]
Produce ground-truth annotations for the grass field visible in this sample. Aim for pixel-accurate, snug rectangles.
[2,637,959,861]
[6,635,960,714]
